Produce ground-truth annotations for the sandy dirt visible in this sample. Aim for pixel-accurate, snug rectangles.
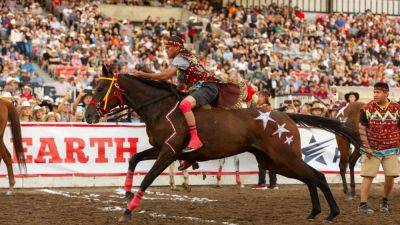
[0,184,399,225]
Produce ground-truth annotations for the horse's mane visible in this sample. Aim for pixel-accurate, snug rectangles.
[124,74,186,96]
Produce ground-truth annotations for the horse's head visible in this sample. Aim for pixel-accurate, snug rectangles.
[85,64,124,124]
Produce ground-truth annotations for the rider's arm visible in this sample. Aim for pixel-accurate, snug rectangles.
[135,67,178,81]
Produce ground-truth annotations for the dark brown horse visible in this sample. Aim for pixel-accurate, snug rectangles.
[85,66,361,222]
[0,98,26,195]
[328,102,363,199]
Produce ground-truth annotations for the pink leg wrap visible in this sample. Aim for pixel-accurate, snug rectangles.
[179,99,192,113]
[128,189,145,211]
[124,171,135,192]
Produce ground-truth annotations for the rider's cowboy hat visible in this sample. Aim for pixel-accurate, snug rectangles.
[344,91,359,102]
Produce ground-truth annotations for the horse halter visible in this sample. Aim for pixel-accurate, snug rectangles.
[89,72,125,116]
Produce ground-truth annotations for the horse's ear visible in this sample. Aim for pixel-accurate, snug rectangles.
[102,64,109,76]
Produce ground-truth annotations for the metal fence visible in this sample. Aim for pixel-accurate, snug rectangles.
[229,0,400,15]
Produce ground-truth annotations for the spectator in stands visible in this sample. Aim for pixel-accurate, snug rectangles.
[30,72,44,85]
[32,105,45,122]
[18,100,32,122]
[20,85,33,100]
[299,103,311,115]
[44,111,60,122]
[21,57,36,75]
[72,90,93,115]
[20,69,31,86]
[48,75,72,97]
[72,108,85,122]
[310,102,326,117]
[3,77,20,95]
[344,91,360,104]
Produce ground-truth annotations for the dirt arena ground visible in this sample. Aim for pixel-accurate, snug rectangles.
[0,184,400,225]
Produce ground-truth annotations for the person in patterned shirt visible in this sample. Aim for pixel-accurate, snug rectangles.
[358,82,400,214]
[133,36,221,170]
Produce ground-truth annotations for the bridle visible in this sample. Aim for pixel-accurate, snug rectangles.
[89,67,180,117]
[89,72,125,117]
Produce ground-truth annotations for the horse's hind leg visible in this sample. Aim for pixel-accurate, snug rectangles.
[336,135,350,197]
[281,161,339,221]
[254,146,339,221]
[308,166,340,221]
[168,162,177,190]
[0,139,15,195]
[182,169,191,192]
[216,158,225,187]
[250,148,322,220]
[349,148,361,198]
[234,156,243,188]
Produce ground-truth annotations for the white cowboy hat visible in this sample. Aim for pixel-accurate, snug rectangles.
[21,100,31,107]
[1,92,12,98]
[42,95,53,102]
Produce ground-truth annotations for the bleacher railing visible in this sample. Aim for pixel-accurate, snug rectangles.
[229,0,400,15]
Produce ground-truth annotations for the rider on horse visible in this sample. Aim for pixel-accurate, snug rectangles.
[133,36,222,170]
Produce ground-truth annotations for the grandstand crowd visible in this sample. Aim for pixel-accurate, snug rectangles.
[0,0,399,122]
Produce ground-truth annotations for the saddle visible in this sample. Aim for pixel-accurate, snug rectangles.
[214,81,248,109]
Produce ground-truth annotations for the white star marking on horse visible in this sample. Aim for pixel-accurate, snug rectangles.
[273,123,289,138]
[284,136,293,145]
[255,111,275,130]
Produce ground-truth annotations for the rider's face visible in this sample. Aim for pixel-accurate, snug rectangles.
[167,46,179,58]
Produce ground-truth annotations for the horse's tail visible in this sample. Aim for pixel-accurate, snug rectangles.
[7,102,26,173]
[287,113,361,149]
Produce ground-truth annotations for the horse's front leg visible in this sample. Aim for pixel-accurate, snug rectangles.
[124,147,159,199]
[119,148,176,222]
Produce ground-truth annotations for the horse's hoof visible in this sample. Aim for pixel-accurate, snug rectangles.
[183,184,191,192]
[118,209,132,222]
[307,210,321,220]
[326,210,340,222]
[345,193,354,200]
[125,191,134,200]
[5,190,13,196]
[170,186,179,191]
[192,162,199,170]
